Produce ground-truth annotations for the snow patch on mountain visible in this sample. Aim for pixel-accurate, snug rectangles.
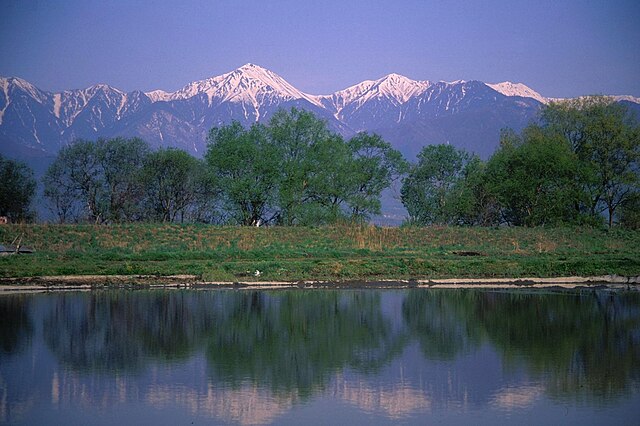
[612,95,640,104]
[546,95,640,105]
[116,94,128,119]
[146,89,172,102]
[52,93,62,118]
[0,78,9,125]
[487,82,547,104]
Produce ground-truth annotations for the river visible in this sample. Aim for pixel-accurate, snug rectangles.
[1,288,639,425]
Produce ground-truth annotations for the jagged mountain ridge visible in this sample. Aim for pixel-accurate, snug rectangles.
[1,63,638,161]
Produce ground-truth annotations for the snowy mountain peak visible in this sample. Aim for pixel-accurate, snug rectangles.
[4,76,49,103]
[487,81,547,104]
[376,73,431,102]
[144,64,321,109]
[317,73,431,117]
[86,83,121,93]
[237,62,265,72]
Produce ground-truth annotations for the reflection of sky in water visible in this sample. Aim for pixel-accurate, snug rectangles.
[0,290,639,425]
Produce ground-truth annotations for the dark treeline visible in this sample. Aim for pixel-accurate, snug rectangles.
[2,97,639,227]
[402,96,640,228]
[41,108,406,225]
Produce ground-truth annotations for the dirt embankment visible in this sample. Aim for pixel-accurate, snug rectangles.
[0,274,639,293]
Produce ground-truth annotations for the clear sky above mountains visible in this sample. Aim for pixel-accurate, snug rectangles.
[1,0,638,98]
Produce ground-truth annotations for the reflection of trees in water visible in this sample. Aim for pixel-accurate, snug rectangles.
[403,289,640,401]
[0,295,32,356]
[41,290,405,393]
[0,296,35,425]
[43,291,220,371]
[402,290,483,360]
[37,289,640,404]
[477,291,640,402]
[206,291,406,398]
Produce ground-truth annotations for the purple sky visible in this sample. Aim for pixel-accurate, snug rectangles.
[1,0,639,97]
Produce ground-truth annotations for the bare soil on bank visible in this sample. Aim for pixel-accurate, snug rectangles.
[1,274,638,293]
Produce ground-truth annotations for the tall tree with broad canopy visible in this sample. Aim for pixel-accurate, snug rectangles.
[206,109,405,225]
[346,132,408,220]
[541,96,640,227]
[44,139,103,223]
[302,133,353,224]
[44,137,149,223]
[140,148,212,223]
[401,144,476,225]
[268,108,331,225]
[0,154,36,222]
[206,122,280,226]
[484,127,579,226]
[96,137,149,222]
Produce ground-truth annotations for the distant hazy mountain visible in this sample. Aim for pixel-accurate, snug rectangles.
[2,63,638,162]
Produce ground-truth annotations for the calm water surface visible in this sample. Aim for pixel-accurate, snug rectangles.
[1,289,639,425]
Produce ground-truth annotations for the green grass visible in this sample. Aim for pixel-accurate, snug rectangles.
[0,223,639,281]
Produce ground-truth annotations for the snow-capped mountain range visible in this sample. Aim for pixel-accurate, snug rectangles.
[2,63,639,162]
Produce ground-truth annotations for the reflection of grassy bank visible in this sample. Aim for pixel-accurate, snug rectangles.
[0,224,639,280]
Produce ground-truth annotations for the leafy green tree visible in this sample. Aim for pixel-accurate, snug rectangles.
[446,156,498,226]
[44,139,103,222]
[43,159,79,223]
[345,133,408,221]
[293,132,407,224]
[400,144,474,225]
[541,96,640,227]
[141,148,211,222]
[0,154,36,222]
[206,122,279,225]
[269,108,331,225]
[96,137,149,222]
[206,109,406,226]
[302,133,353,224]
[44,138,149,223]
[485,127,579,226]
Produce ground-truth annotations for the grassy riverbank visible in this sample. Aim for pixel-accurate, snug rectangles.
[1,224,639,281]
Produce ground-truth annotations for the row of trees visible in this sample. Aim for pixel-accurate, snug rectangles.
[43,108,406,225]
[402,96,640,227]
[3,97,639,227]
[44,137,215,224]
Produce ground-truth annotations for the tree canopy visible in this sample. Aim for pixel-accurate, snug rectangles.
[401,96,640,228]
[34,99,640,228]
[0,154,36,222]
[44,138,148,223]
[206,108,406,225]
[401,144,478,225]
[484,127,579,226]
[541,96,640,226]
